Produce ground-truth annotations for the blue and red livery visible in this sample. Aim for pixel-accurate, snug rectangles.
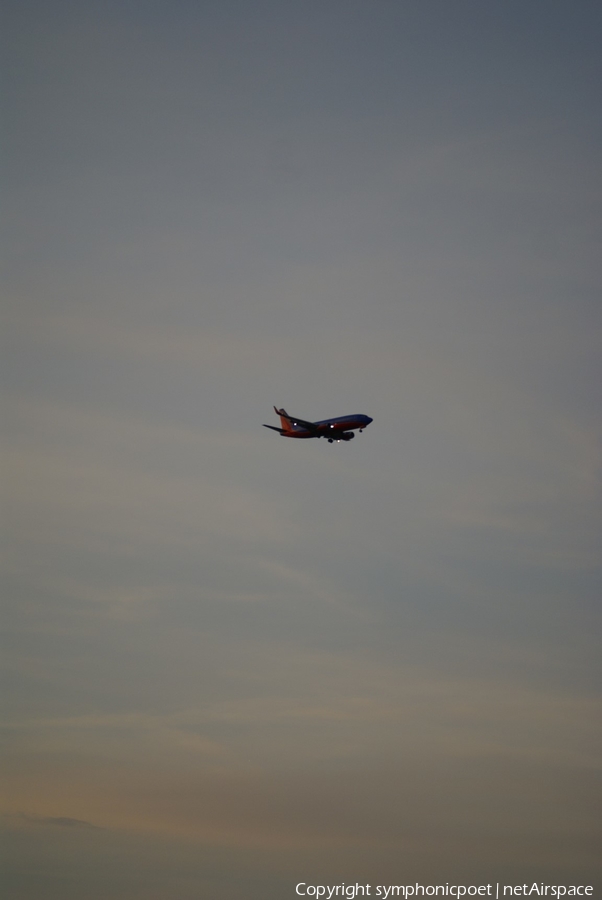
[263,407,373,443]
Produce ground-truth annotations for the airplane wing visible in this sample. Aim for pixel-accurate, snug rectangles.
[285,415,321,433]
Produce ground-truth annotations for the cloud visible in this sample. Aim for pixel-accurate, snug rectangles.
[2,746,600,884]
[2,2,601,895]
[39,816,101,829]
[3,649,600,771]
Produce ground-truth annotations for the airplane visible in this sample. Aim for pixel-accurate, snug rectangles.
[263,407,373,442]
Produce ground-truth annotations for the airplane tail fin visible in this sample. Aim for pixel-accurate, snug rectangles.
[274,406,295,434]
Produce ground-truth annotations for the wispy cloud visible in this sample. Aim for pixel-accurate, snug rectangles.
[2,0,601,895]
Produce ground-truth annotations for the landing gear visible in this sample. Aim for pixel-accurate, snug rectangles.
[328,438,333,443]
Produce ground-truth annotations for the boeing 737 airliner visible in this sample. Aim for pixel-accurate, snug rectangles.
[263,407,373,442]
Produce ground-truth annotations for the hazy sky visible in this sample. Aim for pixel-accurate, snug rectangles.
[2,2,601,898]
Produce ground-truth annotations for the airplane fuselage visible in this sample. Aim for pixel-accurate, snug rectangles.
[286,414,372,439]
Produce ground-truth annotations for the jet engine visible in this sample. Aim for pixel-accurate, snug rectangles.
[327,431,355,443]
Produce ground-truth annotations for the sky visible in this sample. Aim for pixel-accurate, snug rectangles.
[2,1,601,897]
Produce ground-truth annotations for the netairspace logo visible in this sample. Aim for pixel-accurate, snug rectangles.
[295,885,594,900]
[503,891,593,898]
